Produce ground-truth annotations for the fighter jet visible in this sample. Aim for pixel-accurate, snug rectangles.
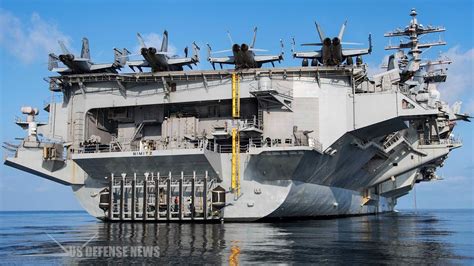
[48,38,125,74]
[207,27,284,70]
[126,31,199,72]
[292,21,372,66]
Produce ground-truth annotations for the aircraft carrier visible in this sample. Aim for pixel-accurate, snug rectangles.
[3,9,469,221]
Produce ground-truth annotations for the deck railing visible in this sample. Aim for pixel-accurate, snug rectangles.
[76,135,322,155]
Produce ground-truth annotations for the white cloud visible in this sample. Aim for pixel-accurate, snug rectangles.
[438,46,474,104]
[133,32,178,56]
[0,9,70,64]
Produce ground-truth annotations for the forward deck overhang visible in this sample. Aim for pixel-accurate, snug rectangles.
[71,148,220,180]
[49,65,367,90]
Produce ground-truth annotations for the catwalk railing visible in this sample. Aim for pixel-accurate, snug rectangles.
[76,135,324,155]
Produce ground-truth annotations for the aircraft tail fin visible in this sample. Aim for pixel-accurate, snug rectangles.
[81,37,90,59]
[206,43,215,69]
[48,53,59,71]
[192,42,200,62]
[338,20,348,40]
[291,37,296,54]
[368,33,373,53]
[250,26,257,48]
[114,48,130,67]
[315,22,325,42]
[226,31,234,46]
[206,43,212,59]
[280,39,284,58]
[58,40,70,54]
[137,33,147,48]
[161,30,168,52]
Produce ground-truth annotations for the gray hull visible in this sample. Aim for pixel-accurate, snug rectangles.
[3,58,464,222]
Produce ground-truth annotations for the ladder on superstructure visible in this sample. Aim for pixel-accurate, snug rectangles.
[231,73,241,197]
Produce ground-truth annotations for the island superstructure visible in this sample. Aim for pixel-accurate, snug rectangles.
[3,9,469,221]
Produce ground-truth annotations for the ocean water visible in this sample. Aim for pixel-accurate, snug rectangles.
[0,210,473,264]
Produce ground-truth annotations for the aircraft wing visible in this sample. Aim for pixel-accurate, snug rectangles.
[127,60,150,68]
[51,67,71,73]
[69,59,92,71]
[254,55,283,64]
[90,63,116,71]
[209,56,235,64]
[293,51,321,59]
[342,48,370,57]
[167,57,195,66]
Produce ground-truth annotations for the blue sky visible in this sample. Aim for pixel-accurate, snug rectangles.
[0,0,472,210]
